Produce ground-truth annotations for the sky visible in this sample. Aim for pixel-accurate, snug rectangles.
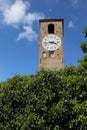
[0,0,87,81]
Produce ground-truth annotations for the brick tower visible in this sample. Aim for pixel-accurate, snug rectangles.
[39,19,64,71]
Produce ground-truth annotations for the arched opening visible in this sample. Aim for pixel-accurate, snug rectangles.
[49,51,55,57]
[42,52,47,58]
[48,24,54,34]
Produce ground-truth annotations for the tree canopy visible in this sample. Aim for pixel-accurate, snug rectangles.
[0,27,87,130]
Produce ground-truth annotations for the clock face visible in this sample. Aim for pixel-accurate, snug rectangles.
[42,34,61,51]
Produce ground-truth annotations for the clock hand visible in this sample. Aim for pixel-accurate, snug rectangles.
[49,41,56,44]
[44,42,51,46]
[54,42,56,44]
[49,41,54,43]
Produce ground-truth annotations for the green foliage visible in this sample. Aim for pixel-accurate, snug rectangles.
[80,42,87,53]
[0,68,87,130]
[80,26,87,53]
[82,26,87,37]
[0,27,87,130]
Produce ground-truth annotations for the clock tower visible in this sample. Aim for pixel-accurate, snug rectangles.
[39,19,64,71]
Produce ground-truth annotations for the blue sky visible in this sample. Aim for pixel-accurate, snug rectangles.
[0,0,87,81]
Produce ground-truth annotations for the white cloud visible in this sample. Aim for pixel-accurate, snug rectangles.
[0,0,45,42]
[3,0,28,25]
[17,26,38,41]
[25,12,45,26]
[0,0,44,26]
[17,11,44,41]
[68,20,74,28]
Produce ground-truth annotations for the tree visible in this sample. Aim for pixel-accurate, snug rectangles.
[0,27,87,130]
[80,26,87,53]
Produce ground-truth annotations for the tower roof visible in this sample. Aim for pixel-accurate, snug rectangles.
[39,18,64,22]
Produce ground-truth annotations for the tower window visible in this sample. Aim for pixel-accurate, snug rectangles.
[49,51,55,57]
[42,52,46,58]
[48,24,54,34]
